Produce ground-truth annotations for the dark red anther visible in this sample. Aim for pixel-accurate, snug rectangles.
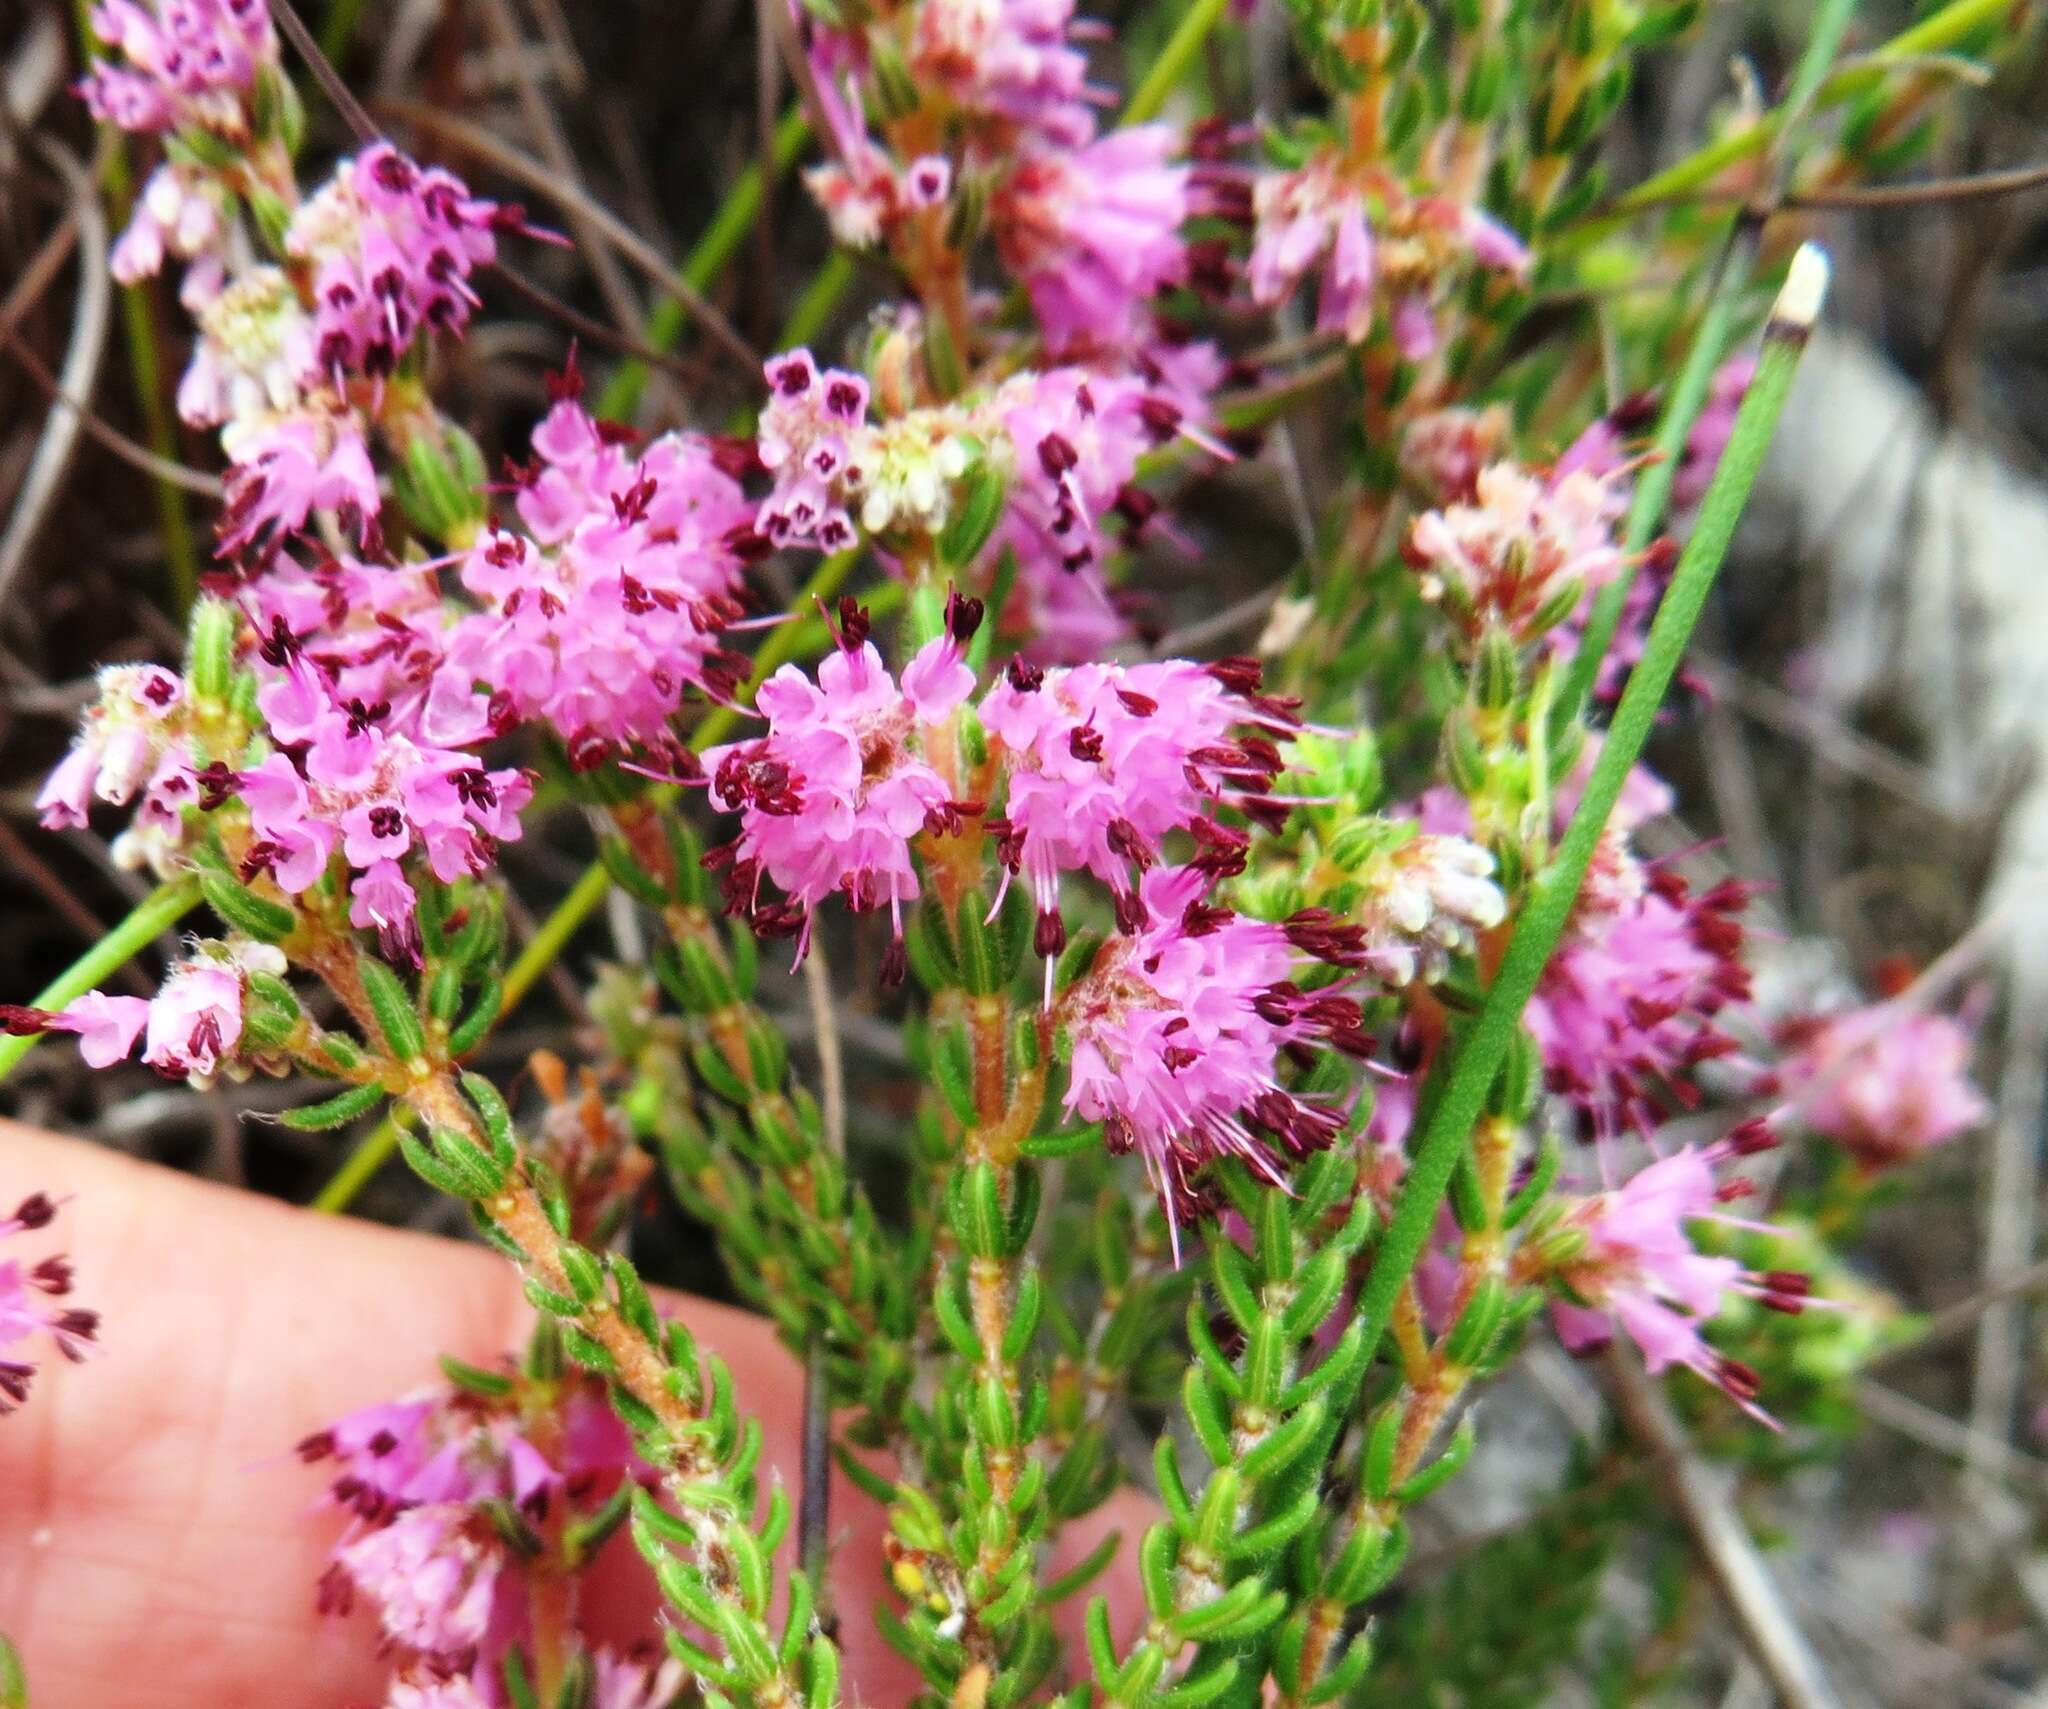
[10,1192,55,1228]
[1725,1116,1778,1156]
[945,587,985,643]
[1037,432,1079,478]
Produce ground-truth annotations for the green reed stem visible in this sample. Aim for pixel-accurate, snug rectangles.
[1352,247,1828,1368]
[1575,0,2008,243]
[1123,0,1231,124]
[1557,0,1860,727]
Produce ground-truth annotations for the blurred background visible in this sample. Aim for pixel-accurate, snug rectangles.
[2,1,2047,1702]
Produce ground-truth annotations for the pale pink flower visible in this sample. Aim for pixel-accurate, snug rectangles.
[908,0,1096,149]
[993,126,1190,351]
[1777,1007,1989,1171]
[1549,1136,1804,1419]
[1406,458,1626,645]
[110,161,227,284]
[337,1505,507,1661]
[1250,159,1528,351]
[176,264,319,428]
[35,664,189,831]
[79,0,276,138]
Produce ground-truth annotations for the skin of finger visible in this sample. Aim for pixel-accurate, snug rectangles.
[0,1124,1149,1705]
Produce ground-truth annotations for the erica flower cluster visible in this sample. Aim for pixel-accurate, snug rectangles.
[246,651,532,963]
[1772,1004,1989,1173]
[1406,455,1627,646]
[1060,865,1368,1248]
[301,1371,672,1706]
[753,347,1213,662]
[79,0,277,139]
[448,384,755,767]
[0,1195,96,1415]
[36,662,204,874]
[287,143,506,384]
[1250,159,1530,355]
[800,0,1195,354]
[6,936,287,1084]
[982,654,1295,947]
[705,598,978,967]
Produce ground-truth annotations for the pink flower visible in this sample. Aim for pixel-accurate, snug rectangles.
[79,0,276,138]
[1526,861,1753,1138]
[243,555,468,739]
[1250,159,1374,339]
[304,1371,644,1679]
[994,127,1190,351]
[908,0,1096,149]
[239,655,531,964]
[1059,866,1364,1250]
[1250,159,1528,351]
[1399,406,1514,506]
[217,399,380,560]
[49,992,153,1068]
[1549,1138,1805,1419]
[980,655,1294,951]
[110,161,226,284]
[35,663,190,831]
[1406,458,1626,645]
[989,366,1178,581]
[704,601,979,971]
[445,394,754,764]
[336,1505,507,1661]
[0,1193,98,1413]
[1778,1007,1989,1171]
[287,144,506,382]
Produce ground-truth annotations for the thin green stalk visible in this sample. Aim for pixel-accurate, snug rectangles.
[314,548,866,1211]
[775,251,857,356]
[319,0,368,61]
[1557,0,1860,727]
[0,878,201,1082]
[71,0,200,611]
[1575,0,2009,244]
[1351,246,1829,1368]
[598,107,813,419]
[1122,0,1231,124]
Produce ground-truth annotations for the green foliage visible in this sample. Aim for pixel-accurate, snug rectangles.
[1359,1444,1641,1707]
